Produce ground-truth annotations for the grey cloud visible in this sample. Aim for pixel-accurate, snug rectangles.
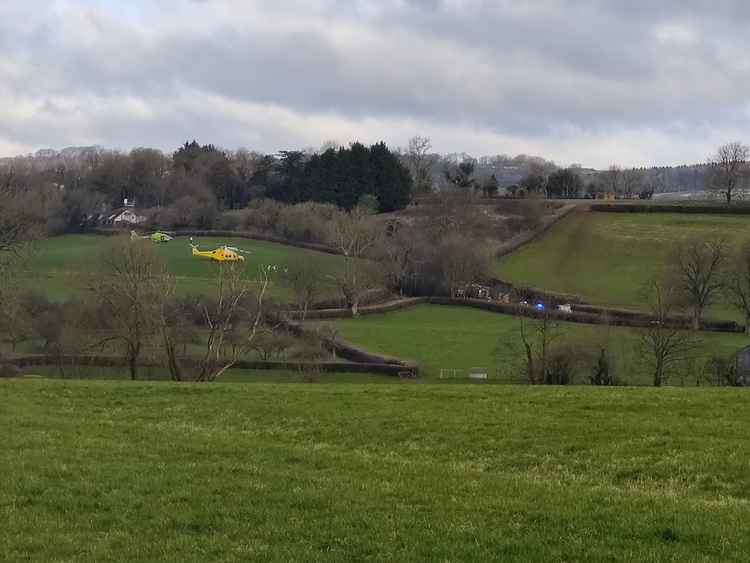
[1,1,750,166]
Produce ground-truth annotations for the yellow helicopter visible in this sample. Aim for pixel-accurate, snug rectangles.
[189,237,249,262]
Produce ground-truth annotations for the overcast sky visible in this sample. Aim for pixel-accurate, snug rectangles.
[2,1,750,168]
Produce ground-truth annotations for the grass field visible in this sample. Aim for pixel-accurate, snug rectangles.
[323,305,750,383]
[3,379,750,561]
[495,211,750,319]
[17,234,346,301]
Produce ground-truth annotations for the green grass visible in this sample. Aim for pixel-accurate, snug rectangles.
[322,305,750,383]
[2,379,750,561]
[495,211,750,319]
[18,234,346,301]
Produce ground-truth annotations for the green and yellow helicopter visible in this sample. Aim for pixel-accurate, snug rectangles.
[130,230,174,243]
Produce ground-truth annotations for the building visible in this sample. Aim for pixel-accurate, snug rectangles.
[107,208,148,225]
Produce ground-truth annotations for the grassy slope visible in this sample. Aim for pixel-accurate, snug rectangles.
[495,211,750,318]
[18,234,345,301]
[324,305,750,382]
[2,380,750,562]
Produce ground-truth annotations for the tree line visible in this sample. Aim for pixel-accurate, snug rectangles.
[0,140,413,235]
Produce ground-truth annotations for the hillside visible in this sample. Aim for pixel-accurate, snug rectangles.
[495,210,750,319]
[18,234,347,301]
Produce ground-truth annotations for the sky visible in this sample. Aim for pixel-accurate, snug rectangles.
[2,0,750,168]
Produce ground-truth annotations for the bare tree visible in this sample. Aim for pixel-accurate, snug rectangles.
[621,168,644,198]
[725,241,750,334]
[95,237,165,380]
[707,142,749,204]
[250,328,295,360]
[331,205,382,316]
[667,238,726,330]
[282,259,324,320]
[405,136,433,194]
[517,311,559,385]
[193,263,269,381]
[0,184,42,261]
[0,276,31,354]
[603,165,623,195]
[439,234,490,298]
[150,273,185,381]
[0,180,44,355]
[638,279,700,387]
[378,226,422,295]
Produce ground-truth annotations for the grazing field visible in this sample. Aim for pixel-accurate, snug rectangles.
[323,305,750,383]
[18,234,345,301]
[3,380,750,561]
[495,211,750,318]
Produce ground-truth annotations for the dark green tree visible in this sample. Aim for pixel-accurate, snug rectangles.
[369,141,412,212]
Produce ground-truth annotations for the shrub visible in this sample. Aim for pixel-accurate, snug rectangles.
[218,210,242,230]
[704,355,743,386]
[589,348,617,385]
[544,349,575,385]
[0,364,21,378]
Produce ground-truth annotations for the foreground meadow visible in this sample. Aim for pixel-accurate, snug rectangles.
[2,380,749,562]
[323,305,750,383]
[495,211,750,319]
[17,234,346,301]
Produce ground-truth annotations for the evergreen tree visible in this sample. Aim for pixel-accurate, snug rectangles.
[369,141,412,212]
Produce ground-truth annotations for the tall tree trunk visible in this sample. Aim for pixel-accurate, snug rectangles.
[162,329,182,381]
[654,357,663,387]
[692,310,700,331]
[128,356,137,381]
[524,342,535,385]
[128,342,139,381]
[745,314,750,335]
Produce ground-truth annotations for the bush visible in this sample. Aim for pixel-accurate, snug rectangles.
[704,355,744,386]
[589,348,617,385]
[231,199,337,245]
[0,364,21,378]
[544,350,575,385]
[218,210,242,230]
[242,199,284,232]
[277,203,332,243]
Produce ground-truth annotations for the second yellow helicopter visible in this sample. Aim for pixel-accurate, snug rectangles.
[189,238,249,262]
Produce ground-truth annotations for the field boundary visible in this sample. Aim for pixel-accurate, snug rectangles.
[291,297,429,319]
[591,203,750,214]
[295,295,744,334]
[280,318,419,374]
[6,354,417,377]
[495,203,580,258]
